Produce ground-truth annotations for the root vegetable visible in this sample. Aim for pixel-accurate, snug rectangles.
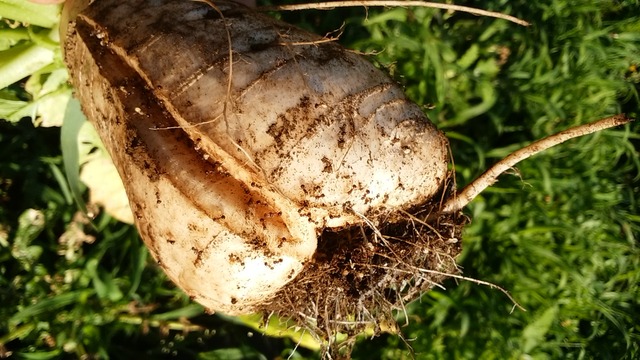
[62,0,449,315]
[61,0,631,348]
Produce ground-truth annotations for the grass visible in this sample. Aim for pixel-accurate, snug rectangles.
[1,0,639,359]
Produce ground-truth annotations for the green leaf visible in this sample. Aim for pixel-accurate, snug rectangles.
[0,96,29,122]
[15,350,62,360]
[521,305,559,353]
[445,81,498,127]
[235,313,322,351]
[0,323,35,344]
[0,27,30,50]
[126,244,147,296]
[197,347,267,360]
[0,0,61,28]
[60,97,87,213]
[10,290,91,325]
[0,40,55,90]
[457,44,480,70]
[151,304,205,321]
[86,258,123,302]
[11,209,45,270]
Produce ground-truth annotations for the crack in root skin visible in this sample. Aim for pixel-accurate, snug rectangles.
[258,175,466,349]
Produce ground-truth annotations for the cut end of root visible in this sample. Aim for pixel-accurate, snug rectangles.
[257,176,467,352]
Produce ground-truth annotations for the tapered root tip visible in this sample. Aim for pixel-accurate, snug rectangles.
[442,114,632,213]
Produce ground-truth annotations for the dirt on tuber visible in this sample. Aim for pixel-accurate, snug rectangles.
[60,0,631,354]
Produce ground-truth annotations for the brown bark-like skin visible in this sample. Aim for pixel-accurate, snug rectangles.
[63,0,448,315]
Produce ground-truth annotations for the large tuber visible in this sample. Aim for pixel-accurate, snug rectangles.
[62,0,449,316]
[61,0,630,347]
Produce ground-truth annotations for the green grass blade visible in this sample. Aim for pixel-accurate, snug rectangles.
[60,97,87,213]
[150,304,205,321]
[10,290,91,325]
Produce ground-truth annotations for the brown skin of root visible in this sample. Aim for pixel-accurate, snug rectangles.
[256,172,466,342]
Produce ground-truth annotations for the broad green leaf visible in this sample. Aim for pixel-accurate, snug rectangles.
[0,96,28,121]
[1,87,71,125]
[0,0,61,28]
[0,40,54,90]
[25,67,71,127]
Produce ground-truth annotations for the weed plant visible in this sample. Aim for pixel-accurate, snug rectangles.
[1,0,638,359]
